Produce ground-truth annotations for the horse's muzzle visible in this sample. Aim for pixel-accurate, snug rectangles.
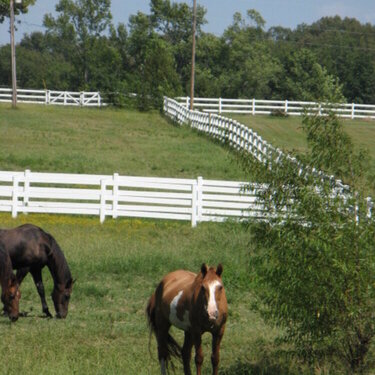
[9,315,19,322]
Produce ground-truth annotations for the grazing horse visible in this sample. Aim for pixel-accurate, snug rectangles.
[147,263,228,375]
[0,224,74,319]
[0,243,20,321]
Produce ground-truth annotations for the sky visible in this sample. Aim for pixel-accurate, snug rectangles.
[0,0,374,46]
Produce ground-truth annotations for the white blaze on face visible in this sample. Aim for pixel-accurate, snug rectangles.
[207,280,221,320]
[169,290,190,331]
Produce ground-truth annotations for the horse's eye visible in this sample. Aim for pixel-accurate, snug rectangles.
[9,294,15,301]
[218,285,223,292]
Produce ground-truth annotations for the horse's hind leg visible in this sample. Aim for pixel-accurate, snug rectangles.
[155,321,171,375]
[182,332,193,375]
[30,268,52,318]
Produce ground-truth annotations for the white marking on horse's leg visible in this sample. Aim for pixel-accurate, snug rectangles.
[207,280,221,320]
[169,290,190,330]
[160,358,167,375]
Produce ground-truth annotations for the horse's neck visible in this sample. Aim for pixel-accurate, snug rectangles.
[47,248,71,286]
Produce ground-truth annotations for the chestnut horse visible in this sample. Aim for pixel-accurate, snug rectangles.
[0,242,20,321]
[147,263,228,375]
[0,224,74,319]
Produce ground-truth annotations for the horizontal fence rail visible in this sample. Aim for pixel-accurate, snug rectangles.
[176,97,375,120]
[164,97,373,218]
[0,88,102,107]
[0,170,269,227]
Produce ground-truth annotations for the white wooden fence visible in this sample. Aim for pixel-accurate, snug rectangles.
[176,97,375,120]
[0,88,102,107]
[0,170,268,227]
[164,97,374,218]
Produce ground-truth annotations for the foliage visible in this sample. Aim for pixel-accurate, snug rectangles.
[43,0,113,88]
[246,113,375,373]
[0,3,374,107]
[0,0,36,24]
[280,49,345,102]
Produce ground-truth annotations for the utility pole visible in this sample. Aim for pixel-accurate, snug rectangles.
[10,0,20,108]
[189,0,197,111]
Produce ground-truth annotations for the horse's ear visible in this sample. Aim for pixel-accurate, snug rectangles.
[216,264,223,277]
[201,263,208,277]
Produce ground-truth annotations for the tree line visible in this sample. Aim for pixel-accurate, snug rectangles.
[0,0,375,109]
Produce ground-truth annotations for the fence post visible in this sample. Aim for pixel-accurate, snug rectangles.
[191,181,197,227]
[80,92,84,106]
[24,169,30,211]
[12,175,19,218]
[351,103,355,119]
[285,99,288,115]
[45,90,50,105]
[98,93,101,107]
[100,179,107,223]
[197,176,203,223]
[219,97,222,114]
[186,96,189,109]
[252,98,255,116]
[64,91,67,106]
[112,173,119,219]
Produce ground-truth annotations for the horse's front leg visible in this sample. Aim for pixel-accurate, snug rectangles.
[182,331,193,375]
[211,329,225,375]
[193,332,203,375]
[30,268,52,318]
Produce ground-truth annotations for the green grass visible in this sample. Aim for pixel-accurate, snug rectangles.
[232,114,375,176]
[0,214,302,375]
[0,103,248,181]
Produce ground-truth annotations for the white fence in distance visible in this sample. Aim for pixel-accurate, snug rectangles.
[176,97,375,120]
[164,97,374,218]
[0,88,102,107]
[0,170,266,227]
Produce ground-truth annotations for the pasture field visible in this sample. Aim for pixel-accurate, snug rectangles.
[0,103,248,181]
[0,213,305,375]
[232,114,375,176]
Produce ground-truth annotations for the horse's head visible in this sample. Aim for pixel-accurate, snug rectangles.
[196,263,227,328]
[52,278,74,319]
[1,274,20,322]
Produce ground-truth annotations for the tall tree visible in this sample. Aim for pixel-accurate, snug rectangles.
[280,48,345,102]
[43,0,113,88]
[0,0,36,25]
[149,0,206,92]
[219,10,282,99]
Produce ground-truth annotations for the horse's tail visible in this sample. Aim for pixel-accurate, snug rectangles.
[146,290,182,368]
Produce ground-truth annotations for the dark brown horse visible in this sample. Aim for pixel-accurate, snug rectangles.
[0,224,74,319]
[147,263,228,375]
[0,242,20,321]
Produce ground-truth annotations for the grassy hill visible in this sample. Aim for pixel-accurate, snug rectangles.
[0,103,248,181]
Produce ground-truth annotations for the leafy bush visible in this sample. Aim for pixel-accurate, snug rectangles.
[245,112,375,373]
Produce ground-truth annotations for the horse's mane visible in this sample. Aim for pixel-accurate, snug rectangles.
[43,231,72,285]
